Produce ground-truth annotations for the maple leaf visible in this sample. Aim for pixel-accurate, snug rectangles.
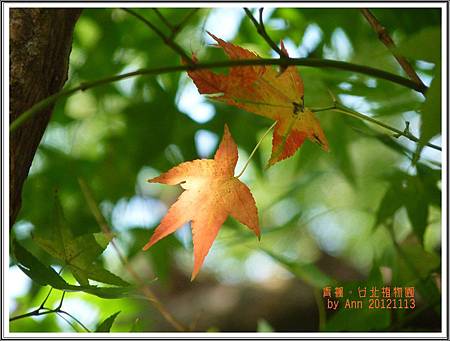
[33,195,129,287]
[143,125,260,280]
[187,32,329,166]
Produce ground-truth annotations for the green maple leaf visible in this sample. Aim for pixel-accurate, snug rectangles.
[33,194,129,287]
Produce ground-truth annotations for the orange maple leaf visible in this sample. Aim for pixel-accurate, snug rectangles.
[187,32,329,166]
[143,125,260,280]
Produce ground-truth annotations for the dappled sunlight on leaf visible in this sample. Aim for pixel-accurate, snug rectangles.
[144,125,260,279]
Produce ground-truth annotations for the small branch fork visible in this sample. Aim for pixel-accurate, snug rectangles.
[152,8,199,40]
[169,9,199,40]
[10,289,91,332]
[360,9,426,90]
[244,8,288,58]
[121,8,193,64]
[151,8,173,31]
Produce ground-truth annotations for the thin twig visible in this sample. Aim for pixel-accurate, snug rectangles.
[10,309,52,322]
[10,57,427,133]
[360,9,426,89]
[78,178,186,332]
[39,286,54,309]
[311,101,441,151]
[170,8,199,39]
[244,8,287,58]
[153,8,199,41]
[121,8,193,63]
[10,291,91,332]
[152,8,174,30]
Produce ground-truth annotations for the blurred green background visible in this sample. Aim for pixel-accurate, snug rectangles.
[10,7,442,332]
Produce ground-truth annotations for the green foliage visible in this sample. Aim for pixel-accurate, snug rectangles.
[396,27,441,64]
[374,163,441,243]
[13,239,69,290]
[12,240,130,299]
[261,248,335,288]
[96,311,121,332]
[33,195,129,287]
[396,26,441,158]
[323,265,391,331]
[10,7,441,333]
[417,71,441,158]
[257,319,275,332]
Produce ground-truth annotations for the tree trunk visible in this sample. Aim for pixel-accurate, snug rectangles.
[10,8,82,227]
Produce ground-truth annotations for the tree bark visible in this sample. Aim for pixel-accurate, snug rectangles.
[10,8,82,227]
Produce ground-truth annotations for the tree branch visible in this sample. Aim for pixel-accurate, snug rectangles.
[10,57,427,133]
[244,8,287,58]
[360,9,426,89]
[78,178,187,332]
[121,8,193,63]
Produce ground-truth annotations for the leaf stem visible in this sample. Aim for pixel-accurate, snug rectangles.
[310,105,336,113]
[10,57,426,133]
[236,121,277,178]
